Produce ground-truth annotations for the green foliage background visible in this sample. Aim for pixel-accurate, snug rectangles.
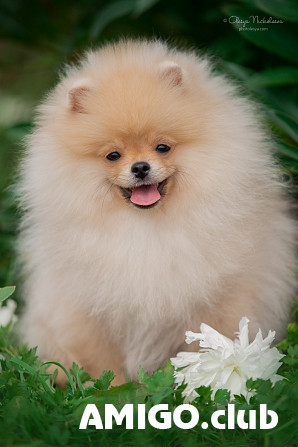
[0,0,297,446]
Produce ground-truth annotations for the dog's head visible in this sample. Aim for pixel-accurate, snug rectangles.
[49,42,219,213]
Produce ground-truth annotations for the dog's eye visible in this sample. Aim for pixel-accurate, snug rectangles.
[106,151,121,161]
[155,144,171,154]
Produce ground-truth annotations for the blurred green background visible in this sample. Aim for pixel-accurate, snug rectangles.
[0,0,297,289]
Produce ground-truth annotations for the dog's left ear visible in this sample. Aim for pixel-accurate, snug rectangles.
[158,61,184,87]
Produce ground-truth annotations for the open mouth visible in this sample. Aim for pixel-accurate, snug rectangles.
[120,178,168,209]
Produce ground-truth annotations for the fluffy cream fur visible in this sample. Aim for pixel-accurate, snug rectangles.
[18,39,297,385]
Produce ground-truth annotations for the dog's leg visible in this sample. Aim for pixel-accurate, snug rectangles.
[22,306,125,386]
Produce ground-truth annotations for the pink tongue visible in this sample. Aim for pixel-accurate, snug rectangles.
[130,184,161,206]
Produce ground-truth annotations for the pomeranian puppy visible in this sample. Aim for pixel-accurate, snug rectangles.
[19,39,296,385]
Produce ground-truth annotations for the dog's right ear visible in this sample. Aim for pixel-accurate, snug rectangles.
[67,79,92,113]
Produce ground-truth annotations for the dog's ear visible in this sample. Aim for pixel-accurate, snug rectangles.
[67,79,92,113]
[158,61,184,87]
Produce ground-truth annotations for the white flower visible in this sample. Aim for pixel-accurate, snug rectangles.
[0,299,18,326]
[171,317,284,402]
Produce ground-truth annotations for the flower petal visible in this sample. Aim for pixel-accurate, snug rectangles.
[172,317,284,403]
[185,331,203,344]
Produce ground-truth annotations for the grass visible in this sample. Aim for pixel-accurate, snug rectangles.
[0,310,297,446]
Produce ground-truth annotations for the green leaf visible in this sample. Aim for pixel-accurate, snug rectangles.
[150,387,174,405]
[233,394,248,404]
[287,322,298,345]
[133,0,160,16]
[139,362,175,393]
[41,361,76,394]
[280,160,298,174]
[256,89,298,124]
[221,63,298,123]
[9,357,38,376]
[137,365,147,384]
[253,0,298,22]
[195,385,212,400]
[94,370,115,391]
[274,142,298,162]
[0,286,15,302]
[10,357,55,397]
[223,6,298,63]
[213,388,230,404]
[248,67,298,88]
[90,0,136,39]
[266,109,298,143]
[4,122,32,143]
[70,362,91,397]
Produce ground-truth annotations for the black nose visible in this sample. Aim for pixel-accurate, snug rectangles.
[131,162,150,180]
